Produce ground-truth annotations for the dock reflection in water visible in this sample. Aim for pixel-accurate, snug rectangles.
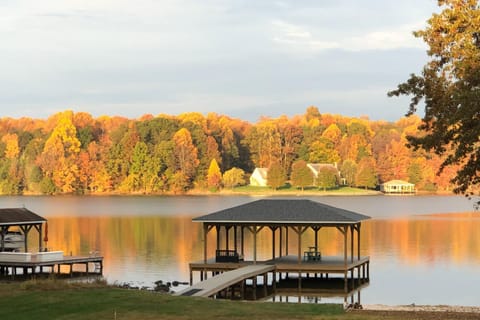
[25,212,480,306]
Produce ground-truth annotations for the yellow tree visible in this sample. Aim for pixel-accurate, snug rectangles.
[322,123,342,148]
[207,158,222,191]
[1,133,19,159]
[173,128,199,188]
[38,111,81,193]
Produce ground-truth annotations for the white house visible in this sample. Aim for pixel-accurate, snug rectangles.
[249,168,268,187]
[380,180,415,194]
[307,163,342,185]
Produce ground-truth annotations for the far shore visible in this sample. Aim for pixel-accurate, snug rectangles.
[17,186,456,197]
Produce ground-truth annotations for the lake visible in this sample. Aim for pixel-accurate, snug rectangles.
[1,194,479,306]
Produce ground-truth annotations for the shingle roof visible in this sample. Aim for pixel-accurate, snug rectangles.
[0,208,46,226]
[193,199,370,224]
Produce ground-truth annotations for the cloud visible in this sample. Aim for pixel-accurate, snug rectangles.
[348,23,426,51]
[271,19,425,53]
[271,20,340,51]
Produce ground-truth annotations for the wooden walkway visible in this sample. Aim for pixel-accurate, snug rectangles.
[0,255,104,279]
[176,264,275,298]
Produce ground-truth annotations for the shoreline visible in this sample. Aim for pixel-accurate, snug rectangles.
[16,187,457,197]
[361,304,480,313]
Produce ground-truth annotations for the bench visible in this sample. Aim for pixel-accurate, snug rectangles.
[215,250,241,263]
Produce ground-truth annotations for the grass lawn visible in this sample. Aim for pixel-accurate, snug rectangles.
[0,280,476,320]
[229,185,378,196]
[0,280,347,320]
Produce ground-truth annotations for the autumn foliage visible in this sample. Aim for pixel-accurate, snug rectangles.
[0,107,462,194]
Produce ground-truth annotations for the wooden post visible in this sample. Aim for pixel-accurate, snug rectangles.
[20,225,33,252]
[263,273,267,296]
[298,270,302,291]
[253,277,257,300]
[285,227,289,255]
[234,226,238,253]
[357,223,361,260]
[37,224,43,252]
[216,225,220,251]
[297,227,302,264]
[253,226,257,264]
[241,226,245,257]
[270,226,277,260]
[314,227,319,252]
[272,270,277,292]
[279,226,283,257]
[343,226,347,266]
[204,224,208,264]
[225,226,230,250]
[293,226,308,264]
[350,225,354,263]
[0,226,7,251]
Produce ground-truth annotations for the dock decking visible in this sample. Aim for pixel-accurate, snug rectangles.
[176,264,275,297]
[0,255,104,279]
[185,255,370,298]
[190,255,369,279]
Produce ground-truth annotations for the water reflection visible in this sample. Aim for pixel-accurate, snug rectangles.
[24,212,480,304]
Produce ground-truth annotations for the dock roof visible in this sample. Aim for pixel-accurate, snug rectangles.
[0,208,46,226]
[193,199,370,224]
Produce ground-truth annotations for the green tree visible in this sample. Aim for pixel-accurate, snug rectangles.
[316,166,338,191]
[267,162,286,190]
[290,160,313,191]
[222,167,245,189]
[206,159,222,191]
[341,159,358,187]
[308,137,340,164]
[355,158,377,189]
[388,0,480,195]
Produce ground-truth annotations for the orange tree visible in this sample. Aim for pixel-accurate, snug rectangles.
[389,0,480,196]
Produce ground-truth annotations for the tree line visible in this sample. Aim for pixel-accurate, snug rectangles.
[0,107,462,195]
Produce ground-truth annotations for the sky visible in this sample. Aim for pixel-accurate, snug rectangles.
[0,0,440,122]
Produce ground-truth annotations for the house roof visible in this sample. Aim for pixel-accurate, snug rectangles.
[253,168,268,180]
[0,208,47,226]
[193,199,370,224]
[307,163,338,176]
[382,180,414,186]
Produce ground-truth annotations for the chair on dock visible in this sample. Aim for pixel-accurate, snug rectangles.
[304,246,321,262]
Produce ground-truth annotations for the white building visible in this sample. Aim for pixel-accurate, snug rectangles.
[249,168,268,187]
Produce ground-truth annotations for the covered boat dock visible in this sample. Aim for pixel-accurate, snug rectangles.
[0,208,103,279]
[186,199,371,297]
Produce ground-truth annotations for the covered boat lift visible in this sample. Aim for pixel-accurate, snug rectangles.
[187,199,371,295]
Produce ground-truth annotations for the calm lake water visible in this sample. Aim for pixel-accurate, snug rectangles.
[1,194,479,306]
